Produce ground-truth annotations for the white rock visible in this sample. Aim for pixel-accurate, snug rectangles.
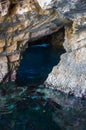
[0,56,8,82]
[37,0,52,9]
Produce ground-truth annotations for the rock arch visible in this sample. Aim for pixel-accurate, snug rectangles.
[0,0,86,97]
[0,0,68,83]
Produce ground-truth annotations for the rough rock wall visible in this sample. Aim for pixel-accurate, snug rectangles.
[0,0,68,83]
[0,0,86,98]
[38,0,86,97]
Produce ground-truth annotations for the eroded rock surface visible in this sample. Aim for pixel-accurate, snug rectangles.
[0,0,68,82]
[0,0,86,98]
[0,56,8,82]
[38,0,86,97]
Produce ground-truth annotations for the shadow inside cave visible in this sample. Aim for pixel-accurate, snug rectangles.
[16,41,65,87]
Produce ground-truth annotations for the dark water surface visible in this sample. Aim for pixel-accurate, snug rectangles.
[0,43,65,130]
[0,92,61,130]
[0,43,86,130]
[17,43,65,86]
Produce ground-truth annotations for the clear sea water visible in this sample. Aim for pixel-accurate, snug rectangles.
[0,43,85,130]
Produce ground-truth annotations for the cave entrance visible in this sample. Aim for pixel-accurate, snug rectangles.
[16,28,65,86]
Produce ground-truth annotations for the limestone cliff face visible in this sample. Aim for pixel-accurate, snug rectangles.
[0,0,86,97]
[0,0,67,83]
[39,0,86,97]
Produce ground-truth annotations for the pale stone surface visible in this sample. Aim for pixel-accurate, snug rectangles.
[0,0,10,16]
[42,0,86,97]
[0,56,8,82]
[0,0,86,98]
[8,53,20,62]
[45,20,86,97]
[64,26,86,52]
[45,47,86,97]
[37,0,86,26]
[37,0,78,11]
[37,0,52,9]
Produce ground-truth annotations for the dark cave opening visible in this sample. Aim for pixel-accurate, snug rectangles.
[16,28,65,86]
[28,27,65,49]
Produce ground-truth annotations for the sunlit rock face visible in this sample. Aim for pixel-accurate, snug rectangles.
[0,0,86,98]
[44,0,86,97]
[36,0,53,9]
[37,0,86,27]
[0,56,8,82]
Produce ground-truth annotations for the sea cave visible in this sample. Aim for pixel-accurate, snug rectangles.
[0,0,86,130]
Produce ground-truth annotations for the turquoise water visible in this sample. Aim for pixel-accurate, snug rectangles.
[0,92,61,130]
[0,83,85,130]
[0,43,85,130]
[0,43,65,130]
